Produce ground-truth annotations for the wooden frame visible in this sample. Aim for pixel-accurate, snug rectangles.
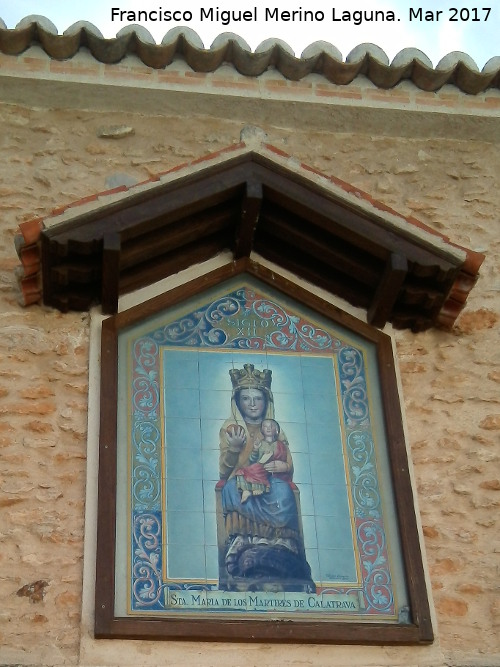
[95,257,433,644]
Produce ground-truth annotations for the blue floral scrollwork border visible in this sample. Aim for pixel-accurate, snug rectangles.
[149,288,338,352]
[132,511,164,610]
[357,519,394,613]
[132,338,161,513]
[346,430,380,520]
[128,284,395,616]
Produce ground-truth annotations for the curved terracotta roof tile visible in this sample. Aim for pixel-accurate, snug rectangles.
[1,15,499,94]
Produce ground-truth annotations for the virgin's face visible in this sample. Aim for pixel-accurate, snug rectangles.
[237,388,266,423]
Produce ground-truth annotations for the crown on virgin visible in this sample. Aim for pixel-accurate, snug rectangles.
[229,364,272,391]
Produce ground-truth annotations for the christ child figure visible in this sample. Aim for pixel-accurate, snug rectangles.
[235,418,289,503]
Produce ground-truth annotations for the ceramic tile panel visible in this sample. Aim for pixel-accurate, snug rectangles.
[115,276,409,623]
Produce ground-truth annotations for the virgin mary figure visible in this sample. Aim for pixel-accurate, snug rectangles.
[218,364,315,591]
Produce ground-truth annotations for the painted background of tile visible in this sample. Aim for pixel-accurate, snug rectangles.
[163,350,355,586]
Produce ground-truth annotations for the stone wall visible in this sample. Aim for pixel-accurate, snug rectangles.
[0,94,499,666]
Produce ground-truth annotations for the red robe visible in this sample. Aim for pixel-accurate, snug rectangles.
[235,439,289,487]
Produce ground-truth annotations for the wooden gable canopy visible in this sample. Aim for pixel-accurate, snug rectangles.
[20,143,482,332]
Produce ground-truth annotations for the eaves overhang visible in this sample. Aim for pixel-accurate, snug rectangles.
[1,16,499,94]
[14,138,484,332]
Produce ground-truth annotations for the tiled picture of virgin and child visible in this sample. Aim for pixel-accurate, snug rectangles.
[114,277,411,621]
[217,361,319,594]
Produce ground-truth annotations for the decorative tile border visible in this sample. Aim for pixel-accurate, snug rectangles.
[125,281,398,618]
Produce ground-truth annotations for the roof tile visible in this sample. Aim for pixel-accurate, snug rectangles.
[0,17,498,94]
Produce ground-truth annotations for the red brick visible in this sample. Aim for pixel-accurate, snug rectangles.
[364,91,411,104]
[184,71,207,79]
[21,57,48,72]
[315,88,362,100]
[415,96,457,107]
[18,218,44,245]
[157,72,200,85]
[464,98,500,109]
[211,80,259,90]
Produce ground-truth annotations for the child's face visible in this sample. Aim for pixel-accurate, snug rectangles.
[261,420,278,438]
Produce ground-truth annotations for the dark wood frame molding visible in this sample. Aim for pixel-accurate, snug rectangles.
[95,257,433,644]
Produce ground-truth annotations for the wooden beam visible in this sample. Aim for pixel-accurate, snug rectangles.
[119,207,235,270]
[258,241,371,309]
[101,232,121,314]
[367,252,408,328]
[119,235,226,295]
[233,180,262,259]
[45,163,251,245]
[258,210,380,286]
